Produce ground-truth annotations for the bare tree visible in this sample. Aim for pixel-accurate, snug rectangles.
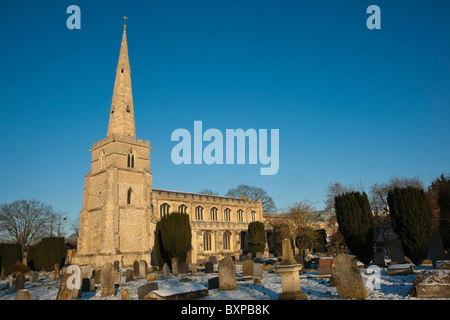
[197,189,219,196]
[324,182,352,211]
[226,184,276,213]
[0,199,56,251]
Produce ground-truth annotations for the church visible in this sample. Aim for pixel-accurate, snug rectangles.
[73,24,265,267]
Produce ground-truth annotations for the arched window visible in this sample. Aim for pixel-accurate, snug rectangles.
[127,188,132,205]
[223,231,231,250]
[224,208,231,222]
[210,207,218,221]
[195,206,204,220]
[160,203,170,217]
[178,204,188,214]
[240,231,247,250]
[100,150,106,169]
[237,209,244,222]
[203,232,212,252]
[127,150,135,168]
[251,210,256,222]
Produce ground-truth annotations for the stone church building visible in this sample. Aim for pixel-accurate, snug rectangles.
[73,25,265,267]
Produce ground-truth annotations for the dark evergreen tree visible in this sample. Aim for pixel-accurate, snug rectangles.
[29,237,66,271]
[437,177,450,249]
[154,212,192,267]
[247,221,266,256]
[334,191,374,264]
[0,243,22,275]
[387,187,432,265]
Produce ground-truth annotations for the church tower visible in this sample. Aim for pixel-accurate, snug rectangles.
[74,24,154,267]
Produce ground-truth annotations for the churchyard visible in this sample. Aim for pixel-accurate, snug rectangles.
[1,240,449,301]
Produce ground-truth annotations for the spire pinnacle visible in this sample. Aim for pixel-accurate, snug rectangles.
[107,24,136,139]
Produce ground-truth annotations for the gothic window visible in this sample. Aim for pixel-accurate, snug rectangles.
[126,105,130,113]
[127,188,132,205]
[251,210,256,222]
[223,231,231,250]
[210,207,218,221]
[237,209,244,222]
[121,68,124,73]
[178,204,188,214]
[203,232,212,252]
[127,150,135,168]
[224,208,231,222]
[195,206,204,220]
[160,203,170,217]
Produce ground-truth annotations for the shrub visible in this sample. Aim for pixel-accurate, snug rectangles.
[27,237,66,271]
[0,243,23,275]
[248,221,266,256]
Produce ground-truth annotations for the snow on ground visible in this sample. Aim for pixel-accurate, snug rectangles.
[0,262,444,300]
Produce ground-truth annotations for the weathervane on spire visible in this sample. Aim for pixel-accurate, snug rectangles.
[124,16,128,29]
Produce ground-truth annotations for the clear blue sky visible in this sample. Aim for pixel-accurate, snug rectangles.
[0,0,449,222]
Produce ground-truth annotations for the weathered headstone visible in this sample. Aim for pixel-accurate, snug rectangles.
[147,273,160,281]
[138,260,148,278]
[15,290,31,300]
[80,264,94,279]
[208,276,220,289]
[190,263,197,274]
[242,259,254,277]
[171,257,179,275]
[387,239,406,264]
[125,269,134,282]
[318,257,333,275]
[56,268,81,300]
[133,260,140,276]
[253,263,262,278]
[275,239,306,300]
[81,278,95,292]
[373,248,386,267]
[100,262,115,297]
[145,283,208,300]
[331,254,368,299]
[93,269,101,284]
[31,271,40,283]
[218,257,237,291]
[14,273,25,290]
[162,263,171,279]
[137,282,159,299]
[427,236,449,268]
[255,252,263,260]
[178,262,189,274]
[410,269,450,298]
[6,275,14,289]
[205,261,214,273]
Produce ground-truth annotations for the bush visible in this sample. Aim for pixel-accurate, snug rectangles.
[0,243,23,276]
[387,187,432,265]
[248,221,266,256]
[27,237,66,271]
[154,212,192,268]
[334,191,374,264]
[8,263,30,275]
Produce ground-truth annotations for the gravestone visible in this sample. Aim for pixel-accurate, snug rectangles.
[205,261,214,273]
[171,257,179,275]
[190,263,197,274]
[133,260,140,276]
[253,263,262,278]
[275,239,306,300]
[145,283,208,300]
[256,252,263,260]
[100,262,115,297]
[373,248,386,267]
[125,269,134,282]
[209,256,218,264]
[218,257,237,291]
[427,236,449,268]
[147,273,159,281]
[242,259,254,277]
[331,254,368,299]
[14,273,25,290]
[387,239,406,264]
[268,253,274,259]
[162,263,171,279]
[31,271,40,283]
[80,264,94,279]
[138,260,148,278]
[208,276,220,289]
[15,290,31,300]
[93,269,101,284]
[137,282,159,299]
[318,257,333,275]
[178,262,189,274]
[81,278,95,292]
[56,269,81,300]
[6,275,13,289]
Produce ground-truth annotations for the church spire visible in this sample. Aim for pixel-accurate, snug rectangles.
[107,22,136,139]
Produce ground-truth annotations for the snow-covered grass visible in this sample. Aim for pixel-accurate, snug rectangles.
[0,262,444,300]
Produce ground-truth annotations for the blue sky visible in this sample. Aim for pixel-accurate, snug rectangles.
[0,0,449,223]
